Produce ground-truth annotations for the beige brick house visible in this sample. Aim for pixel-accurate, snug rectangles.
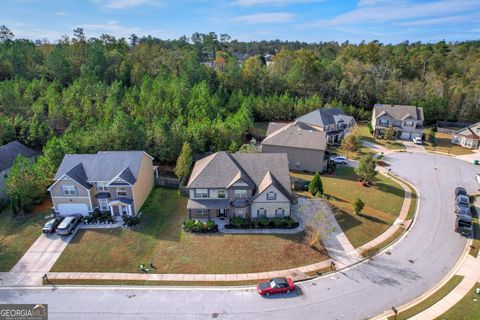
[48,151,155,219]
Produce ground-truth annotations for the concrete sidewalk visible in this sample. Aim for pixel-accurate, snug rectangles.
[1,231,75,286]
[297,198,362,269]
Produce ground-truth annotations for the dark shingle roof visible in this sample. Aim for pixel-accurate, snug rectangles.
[0,141,36,171]
[296,108,354,127]
[187,152,292,199]
[374,104,424,121]
[54,151,149,187]
[65,163,93,189]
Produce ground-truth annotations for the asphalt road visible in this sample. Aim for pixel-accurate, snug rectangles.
[0,152,477,320]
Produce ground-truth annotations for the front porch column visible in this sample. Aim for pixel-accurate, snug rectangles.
[188,209,192,219]
[128,205,132,216]
[207,210,211,219]
[110,205,114,217]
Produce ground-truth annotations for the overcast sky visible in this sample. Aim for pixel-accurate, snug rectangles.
[2,0,480,43]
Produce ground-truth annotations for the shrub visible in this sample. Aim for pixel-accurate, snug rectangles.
[353,198,365,215]
[258,217,269,227]
[183,219,218,233]
[309,172,323,196]
[123,216,140,227]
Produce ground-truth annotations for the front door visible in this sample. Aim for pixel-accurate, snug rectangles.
[219,209,226,217]
[121,205,128,215]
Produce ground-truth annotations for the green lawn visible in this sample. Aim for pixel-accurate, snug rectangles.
[406,184,418,221]
[292,166,405,248]
[357,124,406,150]
[387,275,464,320]
[438,282,480,320]
[0,203,50,271]
[52,188,328,274]
[425,132,473,156]
[469,200,479,257]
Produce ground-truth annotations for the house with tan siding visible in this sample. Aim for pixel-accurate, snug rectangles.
[186,152,292,220]
[371,104,424,140]
[261,121,328,173]
[48,151,155,219]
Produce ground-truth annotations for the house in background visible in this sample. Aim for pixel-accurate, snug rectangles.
[261,121,328,173]
[186,152,292,220]
[48,151,155,219]
[451,122,480,149]
[0,141,36,201]
[296,107,356,143]
[371,104,424,140]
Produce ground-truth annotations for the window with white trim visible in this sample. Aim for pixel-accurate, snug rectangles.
[99,199,109,211]
[63,185,76,196]
[217,190,226,199]
[121,205,128,215]
[234,189,247,199]
[97,182,108,191]
[266,191,277,200]
[117,187,127,196]
[197,209,209,215]
[257,208,266,218]
[195,189,209,198]
[379,118,389,126]
[404,121,414,127]
[275,208,285,217]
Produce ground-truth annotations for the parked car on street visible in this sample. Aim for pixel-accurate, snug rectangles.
[42,217,64,233]
[455,215,473,237]
[455,195,471,217]
[454,187,467,199]
[257,277,295,296]
[412,136,422,145]
[56,215,82,236]
[331,156,348,165]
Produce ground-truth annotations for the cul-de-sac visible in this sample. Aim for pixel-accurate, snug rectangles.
[1,2,480,319]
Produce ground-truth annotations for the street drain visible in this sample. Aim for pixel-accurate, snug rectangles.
[409,259,415,264]
[212,313,219,318]
[386,251,392,255]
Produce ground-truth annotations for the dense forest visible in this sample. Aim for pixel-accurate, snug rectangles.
[1,26,480,168]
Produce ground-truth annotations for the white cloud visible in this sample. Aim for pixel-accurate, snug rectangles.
[79,20,175,39]
[312,0,480,27]
[56,11,68,16]
[91,0,154,9]
[398,14,478,27]
[234,12,295,24]
[234,0,320,7]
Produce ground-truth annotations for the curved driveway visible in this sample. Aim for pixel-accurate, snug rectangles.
[0,152,477,320]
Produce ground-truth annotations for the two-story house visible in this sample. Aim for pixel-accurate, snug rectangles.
[371,104,424,140]
[451,122,480,149]
[296,107,356,143]
[186,152,292,220]
[48,151,155,219]
[0,141,36,201]
[261,121,328,173]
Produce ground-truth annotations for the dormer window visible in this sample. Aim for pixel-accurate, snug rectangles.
[218,190,226,199]
[234,189,247,199]
[266,191,277,200]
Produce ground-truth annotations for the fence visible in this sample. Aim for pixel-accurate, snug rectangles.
[436,121,472,134]
[155,176,180,189]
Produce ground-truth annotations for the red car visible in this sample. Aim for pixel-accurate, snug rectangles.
[257,277,295,296]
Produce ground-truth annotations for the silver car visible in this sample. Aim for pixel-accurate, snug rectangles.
[56,215,82,236]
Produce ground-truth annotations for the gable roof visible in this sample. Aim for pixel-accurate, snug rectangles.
[53,151,150,187]
[187,152,292,200]
[453,122,480,139]
[0,141,36,171]
[296,107,354,127]
[374,104,424,121]
[261,121,327,151]
[266,122,289,136]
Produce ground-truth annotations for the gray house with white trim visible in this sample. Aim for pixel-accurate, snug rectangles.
[372,104,424,140]
[48,151,155,219]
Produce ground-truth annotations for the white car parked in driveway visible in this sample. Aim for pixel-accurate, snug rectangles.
[331,156,348,165]
[412,136,422,145]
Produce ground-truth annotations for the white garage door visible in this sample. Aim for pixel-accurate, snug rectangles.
[400,131,411,140]
[57,203,89,216]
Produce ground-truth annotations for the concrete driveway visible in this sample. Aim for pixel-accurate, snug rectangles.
[1,231,75,286]
[0,152,476,320]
